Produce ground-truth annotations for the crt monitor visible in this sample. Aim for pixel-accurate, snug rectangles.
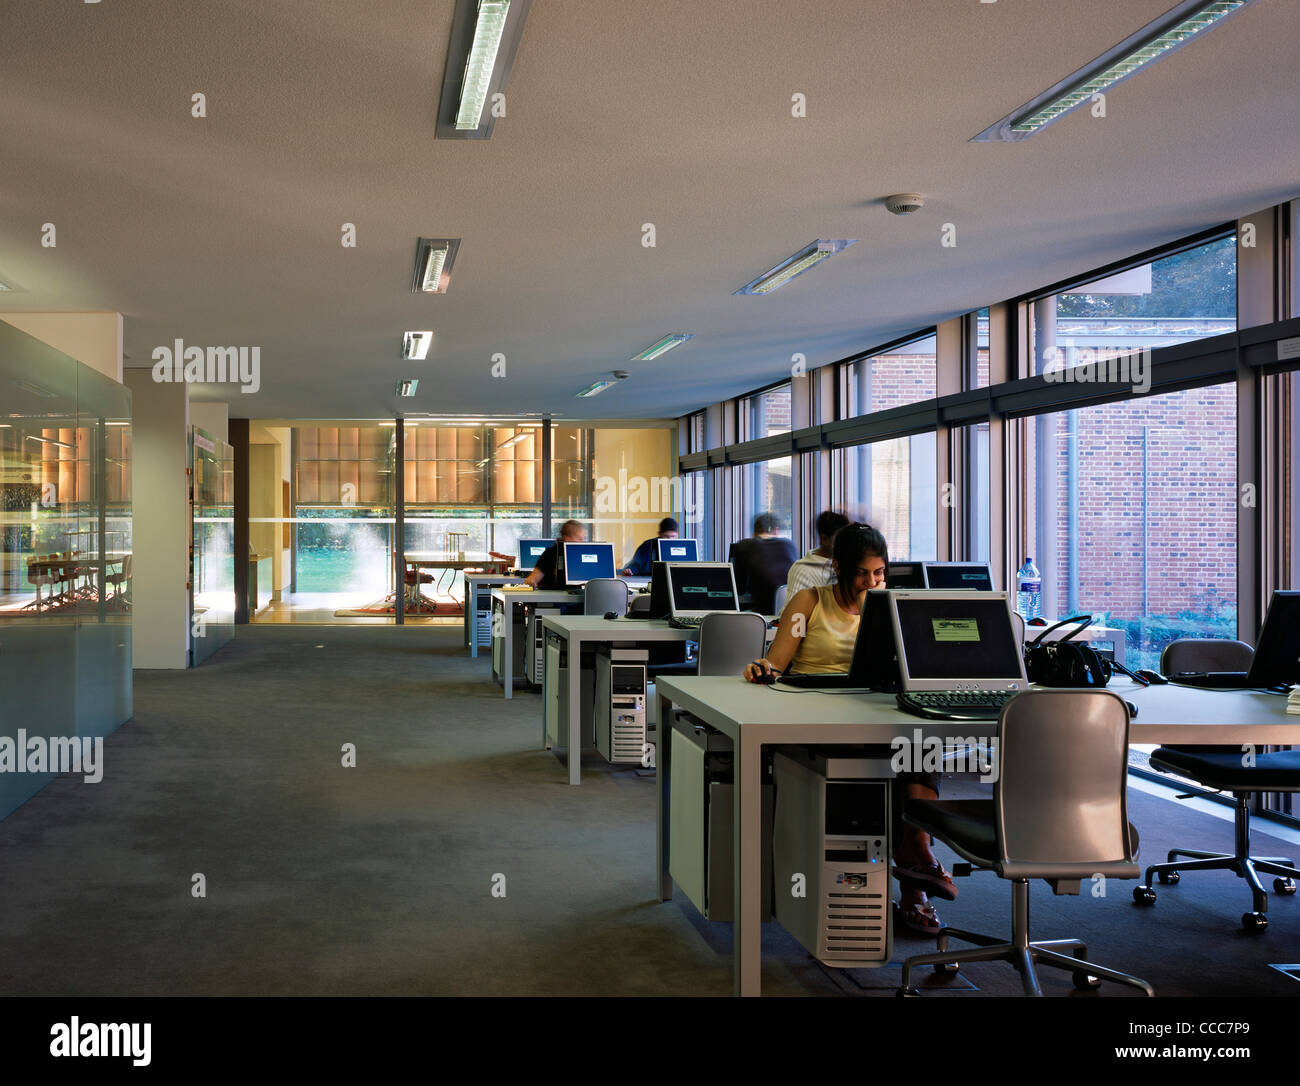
[562,542,616,586]
[923,562,994,591]
[657,537,699,563]
[519,538,552,570]
[665,562,739,617]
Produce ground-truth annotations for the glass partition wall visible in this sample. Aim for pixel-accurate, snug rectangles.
[0,323,132,819]
[190,427,234,664]
[247,421,673,623]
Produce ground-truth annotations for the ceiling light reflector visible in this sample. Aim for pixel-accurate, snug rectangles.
[456,1,511,130]
[403,331,433,360]
[735,240,856,296]
[397,379,419,398]
[973,1,1253,141]
[575,379,618,398]
[632,333,694,361]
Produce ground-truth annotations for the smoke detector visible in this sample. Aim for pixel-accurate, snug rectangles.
[884,193,925,215]
[613,369,630,380]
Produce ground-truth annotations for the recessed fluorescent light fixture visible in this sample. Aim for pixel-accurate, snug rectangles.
[973,0,1255,141]
[396,379,419,398]
[575,377,621,398]
[436,0,534,140]
[734,240,856,296]
[632,333,694,361]
[412,238,462,294]
[403,331,433,360]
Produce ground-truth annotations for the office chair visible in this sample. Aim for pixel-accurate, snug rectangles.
[773,584,788,615]
[1132,638,1298,932]
[583,578,629,616]
[696,611,768,676]
[899,690,1153,997]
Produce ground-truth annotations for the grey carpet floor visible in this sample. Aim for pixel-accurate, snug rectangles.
[0,624,1297,997]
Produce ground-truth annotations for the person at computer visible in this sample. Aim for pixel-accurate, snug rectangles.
[618,517,678,577]
[741,524,957,935]
[784,510,850,596]
[728,513,798,615]
[524,520,587,589]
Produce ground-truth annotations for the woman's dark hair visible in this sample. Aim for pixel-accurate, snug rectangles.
[832,523,889,595]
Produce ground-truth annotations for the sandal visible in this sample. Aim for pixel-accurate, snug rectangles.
[891,861,958,901]
[895,899,945,936]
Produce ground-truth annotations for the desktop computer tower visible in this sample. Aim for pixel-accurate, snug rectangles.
[772,749,892,968]
[669,716,773,922]
[470,582,494,647]
[526,607,560,686]
[594,647,648,764]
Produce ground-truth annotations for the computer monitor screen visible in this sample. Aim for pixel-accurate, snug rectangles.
[665,562,739,616]
[657,538,699,563]
[562,542,616,586]
[891,592,1025,689]
[1250,589,1300,685]
[923,562,994,591]
[886,562,926,589]
[519,538,552,569]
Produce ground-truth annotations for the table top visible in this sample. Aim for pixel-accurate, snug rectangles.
[464,572,526,585]
[541,615,697,640]
[654,675,1300,744]
[491,587,580,604]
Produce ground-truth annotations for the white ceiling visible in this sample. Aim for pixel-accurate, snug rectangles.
[1,0,1297,421]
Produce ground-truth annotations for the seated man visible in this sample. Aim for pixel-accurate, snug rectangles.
[525,520,587,589]
[785,510,850,596]
[728,512,797,615]
[619,517,678,577]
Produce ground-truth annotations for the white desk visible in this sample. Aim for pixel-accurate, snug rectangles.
[540,615,699,785]
[490,588,579,697]
[652,676,1299,997]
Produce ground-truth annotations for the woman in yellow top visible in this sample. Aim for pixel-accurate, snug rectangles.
[743,524,957,936]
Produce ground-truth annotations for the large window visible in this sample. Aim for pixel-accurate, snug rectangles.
[1033,235,1236,377]
[832,435,936,560]
[1021,385,1238,671]
[841,335,937,416]
[741,456,793,540]
[739,383,792,441]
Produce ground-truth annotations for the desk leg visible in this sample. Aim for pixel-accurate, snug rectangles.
[469,590,478,657]
[567,633,581,786]
[733,731,763,997]
[503,601,514,699]
[656,693,673,901]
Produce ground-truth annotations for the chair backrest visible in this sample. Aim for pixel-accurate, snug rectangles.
[583,578,629,616]
[1161,637,1254,674]
[697,611,769,676]
[773,584,788,615]
[995,690,1134,874]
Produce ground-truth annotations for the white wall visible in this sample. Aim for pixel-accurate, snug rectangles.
[0,312,122,382]
[124,373,190,668]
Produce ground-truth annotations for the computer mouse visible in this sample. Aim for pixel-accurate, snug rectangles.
[1027,617,1048,626]
[1125,701,1139,718]
[756,670,777,685]
[603,611,620,620]
[1136,668,1168,684]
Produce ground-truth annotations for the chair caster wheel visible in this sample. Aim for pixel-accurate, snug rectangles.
[1073,971,1102,990]
[898,988,922,998]
[933,961,960,976]
[1242,911,1268,932]
[1274,878,1296,895]
[1157,870,1180,885]
[1133,886,1156,906]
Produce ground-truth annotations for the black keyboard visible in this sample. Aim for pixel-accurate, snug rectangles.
[896,690,1020,721]
[667,616,705,629]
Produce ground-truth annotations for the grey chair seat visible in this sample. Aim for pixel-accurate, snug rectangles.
[1150,747,1300,792]
[904,799,997,858]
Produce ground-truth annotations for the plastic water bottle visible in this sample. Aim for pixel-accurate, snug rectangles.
[1016,557,1042,619]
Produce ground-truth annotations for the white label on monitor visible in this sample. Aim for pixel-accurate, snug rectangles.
[1278,336,1300,361]
[580,555,597,564]
[668,547,686,556]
